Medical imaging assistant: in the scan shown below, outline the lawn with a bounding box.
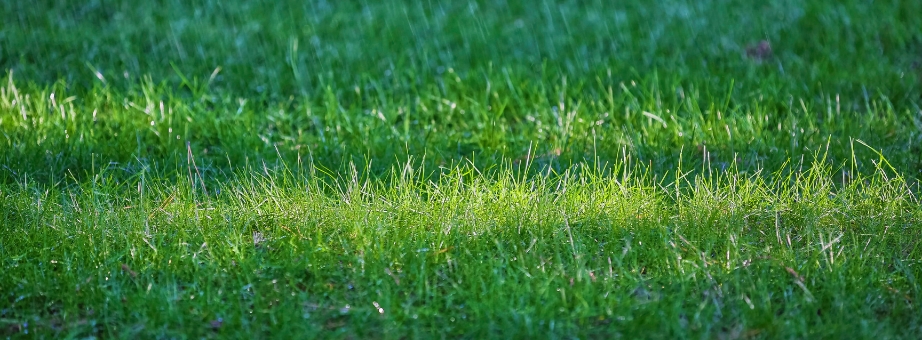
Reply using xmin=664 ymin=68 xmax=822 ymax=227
xmin=2 ymin=0 xmax=921 ymax=338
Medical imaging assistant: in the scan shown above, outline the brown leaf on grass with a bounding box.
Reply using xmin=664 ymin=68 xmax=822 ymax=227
xmin=121 ymin=263 xmax=138 ymax=278
xmin=785 ymin=266 xmax=803 ymax=282
xmin=746 ymin=40 xmax=773 ymax=61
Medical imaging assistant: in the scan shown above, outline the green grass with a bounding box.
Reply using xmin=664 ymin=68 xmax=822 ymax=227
xmin=2 ymin=0 xmax=922 ymax=338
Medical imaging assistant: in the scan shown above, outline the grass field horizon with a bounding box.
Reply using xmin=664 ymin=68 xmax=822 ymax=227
xmin=2 ymin=0 xmax=922 ymax=338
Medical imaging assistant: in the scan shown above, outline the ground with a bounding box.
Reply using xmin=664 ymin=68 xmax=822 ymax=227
xmin=1 ymin=0 xmax=921 ymax=338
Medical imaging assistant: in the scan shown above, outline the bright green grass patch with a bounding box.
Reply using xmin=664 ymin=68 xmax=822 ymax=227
xmin=2 ymin=160 xmax=921 ymax=338
xmin=1 ymin=70 xmax=920 ymax=185
xmin=2 ymin=0 xmax=922 ymax=338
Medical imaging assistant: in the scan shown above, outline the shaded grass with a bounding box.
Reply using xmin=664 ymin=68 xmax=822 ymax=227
xmin=2 ymin=0 xmax=922 ymax=180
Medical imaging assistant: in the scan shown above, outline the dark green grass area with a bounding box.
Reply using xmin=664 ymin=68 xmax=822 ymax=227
xmin=2 ymin=0 xmax=922 ymax=338
xmin=3 ymin=0 xmax=922 ymax=179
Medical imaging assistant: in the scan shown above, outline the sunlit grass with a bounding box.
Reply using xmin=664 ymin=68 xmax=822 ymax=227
xmin=1 ymin=0 xmax=921 ymax=338
xmin=2 ymin=157 xmax=920 ymax=337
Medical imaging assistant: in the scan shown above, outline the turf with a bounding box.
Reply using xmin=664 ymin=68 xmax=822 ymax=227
xmin=2 ymin=0 xmax=922 ymax=338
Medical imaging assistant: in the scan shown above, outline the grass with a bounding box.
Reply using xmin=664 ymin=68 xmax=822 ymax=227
xmin=1 ymin=0 xmax=922 ymax=338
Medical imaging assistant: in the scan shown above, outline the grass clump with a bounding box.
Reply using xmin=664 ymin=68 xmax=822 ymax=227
xmin=2 ymin=0 xmax=922 ymax=338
